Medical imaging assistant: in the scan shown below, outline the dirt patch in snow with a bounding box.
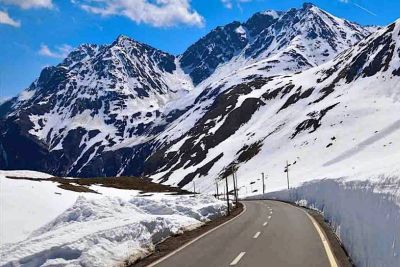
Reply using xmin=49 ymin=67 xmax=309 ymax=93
xmin=5 ymin=176 xmax=189 ymax=194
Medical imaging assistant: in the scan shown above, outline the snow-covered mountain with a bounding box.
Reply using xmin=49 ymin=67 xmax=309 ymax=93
xmin=144 ymin=19 xmax=400 ymax=190
xmin=2 ymin=3 xmax=397 ymax=186
xmin=180 ymin=3 xmax=371 ymax=85
xmin=0 ymin=36 xmax=193 ymax=176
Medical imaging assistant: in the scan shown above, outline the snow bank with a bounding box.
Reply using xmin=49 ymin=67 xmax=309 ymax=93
xmin=0 ymin=173 xmax=90 ymax=244
xmin=251 ymin=174 xmax=400 ymax=267
xmin=0 ymin=172 xmax=226 ymax=267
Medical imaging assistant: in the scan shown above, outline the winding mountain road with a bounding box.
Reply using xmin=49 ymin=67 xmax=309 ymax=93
xmin=149 ymin=200 xmax=339 ymax=267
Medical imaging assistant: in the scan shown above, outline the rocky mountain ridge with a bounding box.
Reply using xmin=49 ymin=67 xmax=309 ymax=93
xmin=2 ymin=4 xmax=398 ymax=191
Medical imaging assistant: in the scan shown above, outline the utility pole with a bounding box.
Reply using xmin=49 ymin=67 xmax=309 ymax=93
xmin=262 ymin=172 xmax=265 ymax=195
xmin=232 ymin=167 xmax=238 ymax=206
xmin=232 ymin=167 xmax=237 ymax=207
xmin=223 ymin=184 xmax=226 ymax=199
xmin=225 ymin=175 xmax=230 ymax=216
xmin=215 ymin=180 xmax=219 ymax=199
xmin=193 ymin=180 xmax=196 ymax=196
xmin=234 ymin=169 xmax=238 ymax=200
xmin=286 ymin=160 xmax=290 ymax=190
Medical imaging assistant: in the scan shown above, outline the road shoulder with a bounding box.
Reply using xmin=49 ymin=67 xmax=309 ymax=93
xmin=269 ymin=199 xmax=354 ymax=267
xmin=306 ymin=209 xmax=354 ymax=267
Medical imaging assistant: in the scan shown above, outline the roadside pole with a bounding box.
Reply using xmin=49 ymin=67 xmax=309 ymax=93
xmin=225 ymin=175 xmax=230 ymax=216
xmin=262 ymin=172 xmax=265 ymax=195
xmin=193 ymin=181 xmax=196 ymax=197
xmin=286 ymin=160 xmax=290 ymax=190
xmin=232 ymin=167 xmax=238 ymax=206
xmin=234 ymin=170 xmax=238 ymax=200
xmin=215 ymin=180 xmax=219 ymax=199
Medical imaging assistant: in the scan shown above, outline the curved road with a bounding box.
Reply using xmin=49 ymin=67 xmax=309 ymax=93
xmin=150 ymin=200 xmax=337 ymax=267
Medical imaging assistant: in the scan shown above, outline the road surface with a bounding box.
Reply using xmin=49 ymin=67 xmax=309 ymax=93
xmin=150 ymin=200 xmax=337 ymax=267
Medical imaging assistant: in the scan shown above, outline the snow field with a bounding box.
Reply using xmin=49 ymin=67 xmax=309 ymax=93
xmin=0 ymin=171 xmax=226 ymax=267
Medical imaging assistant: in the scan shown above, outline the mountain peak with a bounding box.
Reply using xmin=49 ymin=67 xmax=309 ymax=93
xmin=180 ymin=3 xmax=373 ymax=85
xmin=302 ymin=2 xmax=315 ymax=10
xmin=114 ymin=34 xmax=137 ymax=46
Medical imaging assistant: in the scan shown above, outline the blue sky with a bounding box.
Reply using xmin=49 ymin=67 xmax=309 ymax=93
xmin=0 ymin=0 xmax=399 ymax=99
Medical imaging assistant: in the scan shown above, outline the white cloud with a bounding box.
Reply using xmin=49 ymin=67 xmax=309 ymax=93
xmin=0 ymin=96 xmax=11 ymax=105
xmin=0 ymin=0 xmax=53 ymax=9
xmin=221 ymin=0 xmax=232 ymax=9
xmin=0 ymin=10 xmax=20 ymax=27
xmin=38 ymin=44 xmax=73 ymax=59
xmin=0 ymin=0 xmax=53 ymax=27
xmin=221 ymin=0 xmax=252 ymax=9
xmin=74 ymin=0 xmax=204 ymax=28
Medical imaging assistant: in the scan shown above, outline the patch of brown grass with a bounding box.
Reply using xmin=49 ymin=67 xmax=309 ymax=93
xmin=5 ymin=175 xmax=190 ymax=194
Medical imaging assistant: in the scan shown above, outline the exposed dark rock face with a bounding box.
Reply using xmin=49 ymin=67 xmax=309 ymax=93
xmin=236 ymin=141 xmax=263 ymax=163
xmin=291 ymin=103 xmax=339 ymax=139
xmin=278 ymin=87 xmax=314 ymax=112
xmin=177 ymin=153 xmax=224 ymax=187
xmin=0 ymin=117 xmax=48 ymax=171
xmin=180 ymin=21 xmax=249 ymax=85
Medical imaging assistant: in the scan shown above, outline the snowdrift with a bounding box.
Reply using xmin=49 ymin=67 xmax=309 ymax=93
xmin=0 ymin=172 xmax=226 ymax=267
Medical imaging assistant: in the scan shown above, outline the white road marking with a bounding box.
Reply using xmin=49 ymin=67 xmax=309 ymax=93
xmin=280 ymin=201 xmax=339 ymax=267
xmin=263 ymin=221 xmax=268 ymax=226
xmin=268 ymin=215 xmax=271 ymax=219
xmin=306 ymin=212 xmax=339 ymax=267
xmin=230 ymin=252 xmax=246 ymax=266
xmin=147 ymin=204 xmax=247 ymax=267
xmin=270 ymin=211 xmax=273 ymax=214
xmin=253 ymin=231 xmax=261 ymax=239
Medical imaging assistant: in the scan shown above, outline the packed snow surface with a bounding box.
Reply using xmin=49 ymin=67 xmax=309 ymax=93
xmin=0 ymin=171 xmax=226 ymax=267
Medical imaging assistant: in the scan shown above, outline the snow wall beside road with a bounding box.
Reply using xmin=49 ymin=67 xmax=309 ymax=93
xmin=250 ymin=177 xmax=400 ymax=267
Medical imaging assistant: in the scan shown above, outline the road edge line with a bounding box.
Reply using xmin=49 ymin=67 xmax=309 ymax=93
xmin=146 ymin=203 xmax=247 ymax=267
xmin=304 ymin=211 xmax=339 ymax=267
xmin=280 ymin=201 xmax=339 ymax=267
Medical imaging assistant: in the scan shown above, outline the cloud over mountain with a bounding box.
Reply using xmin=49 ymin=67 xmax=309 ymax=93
xmin=38 ymin=44 xmax=73 ymax=59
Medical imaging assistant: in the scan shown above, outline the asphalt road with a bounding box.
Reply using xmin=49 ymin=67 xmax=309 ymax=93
xmin=150 ymin=200 xmax=336 ymax=267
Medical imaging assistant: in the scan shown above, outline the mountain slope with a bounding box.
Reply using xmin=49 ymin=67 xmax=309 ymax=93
xmin=0 ymin=36 xmax=192 ymax=176
xmin=143 ymin=19 xmax=400 ymax=190
xmin=0 ymin=4 xmax=389 ymax=181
